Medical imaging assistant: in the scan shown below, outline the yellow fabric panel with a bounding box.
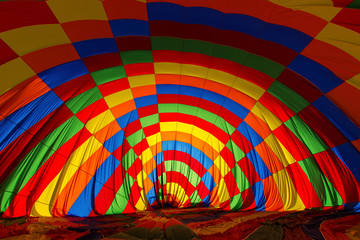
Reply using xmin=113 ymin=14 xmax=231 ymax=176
xmin=160 ymin=122 xmax=225 ymax=152
xmin=213 ymin=155 xmax=231 ymax=177
xmin=128 ymin=74 xmax=156 ymax=88
xmin=56 ymin=136 xmax=103 ymax=194
xmin=85 ymin=109 xmax=116 ymax=134
xmin=165 ymin=182 xmax=190 ymax=205
xmin=316 ymin=23 xmax=360 ymax=62
xmin=181 ymin=64 xmax=209 ymax=79
xmin=47 ymin=0 xmax=108 ymax=23
xmin=139 ymin=148 xmax=154 ymax=164
xmin=217 ymin=178 xmax=231 ymax=203
xmin=264 ymin=133 xmax=297 ymax=168
xmin=0 ymin=24 xmax=71 ymax=56
xmin=105 ymin=88 xmax=133 ymax=108
xmin=232 ymin=77 xmax=265 ymax=100
xmin=268 ymin=0 xmax=340 ymax=21
xmin=347 ymin=73 xmax=360 ymax=91
xmin=0 ymin=58 xmax=36 ymax=95
xmin=135 ymin=186 xmax=148 ymax=210
xmin=272 ymin=168 xmax=306 ymax=210
xmin=251 ymin=102 xmax=283 ymax=131
xmin=207 ymin=68 xmax=235 ymax=86
xmin=146 ymin=132 xmax=162 ymax=148
xmin=31 ymin=139 xmax=104 ymax=216
xmin=154 ymin=62 xmax=181 ymax=75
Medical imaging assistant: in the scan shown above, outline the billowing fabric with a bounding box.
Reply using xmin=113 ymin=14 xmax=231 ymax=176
xmin=0 ymin=0 xmax=359 ymax=218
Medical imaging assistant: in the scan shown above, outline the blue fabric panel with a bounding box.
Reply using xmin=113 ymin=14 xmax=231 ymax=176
xmin=223 ymin=98 xmax=249 ymax=120
xmin=157 ymin=84 xmax=249 ymax=119
xmin=162 ymin=141 xmax=213 ymax=170
xmin=251 ymin=181 xmax=266 ymax=210
xmin=223 ymin=13 xmax=264 ymax=37
xmin=135 ymin=95 xmax=158 ymax=108
xmin=156 ymin=84 xmax=180 ymax=94
xmin=103 ymin=130 xmax=125 ymax=153
xmin=154 ymin=152 xmax=165 ymax=165
xmin=260 ymin=23 xmax=313 ymax=52
xmin=332 ymin=142 xmax=360 ymax=183
xmin=0 ymin=119 xmax=26 ymax=152
xmin=288 ymin=55 xmax=343 ymax=93
xmin=148 ymin=3 xmax=311 ymax=52
xmin=147 ymin=2 xmax=186 ymax=22
xmin=146 ymin=187 xmax=157 ymax=205
xmin=116 ymin=110 xmax=139 ymax=128
xmin=73 ymin=38 xmax=119 ymax=58
xmin=38 ymin=60 xmax=89 ymax=89
xmin=185 ymin=7 xmax=224 ymax=29
xmin=313 ymin=96 xmax=360 ymax=141
xmin=68 ymin=155 xmax=120 ymax=217
xmin=0 ymin=91 xmax=63 ymax=151
xmin=110 ymin=19 xmax=150 ymax=37
xmin=201 ymin=171 xmax=216 ymax=193
xmin=246 ymin=149 xmax=271 ymax=180
xmin=238 ymin=122 xmax=263 ymax=147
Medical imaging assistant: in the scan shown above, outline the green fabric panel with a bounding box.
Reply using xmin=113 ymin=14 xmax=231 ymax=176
xmin=226 ymin=139 xmax=245 ymax=162
xmin=151 ymin=37 xmax=183 ymax=51
xmin=106 ymin=173 xmax=135 ymax=215
xmin=213 ymin=45 xmax=248 ymax=64
xmin=164 ymin=160 xmax=201 ymax=187
xmin=140 ymin=114 xmax=159 ymax=128
xmin=183 ymin=39 xmax=215 ymax=56
xmin=190 ymin=190 xmax=202 ymax=205
xmin=231 ymin=163 xmax=250 ymax=193
xmin=158 ymin=103 xmax=236 ymax=134
xmin=65 ymin=87 xmax=102 ymax=114
xmin=121 ymin=148 xmax=138 ymax=170
xmin=299 ymin=158 xmax=343 ymax=207
xmin=152 ymin=37 xmax=284 ymax=79
xmin=245 ymin=54 xmax=285 ymax=79
xmin=0 ymin=116 xmax=84 ymax=211
xmin=126 ymin=129 xmax=145 ymax=147
xmin=347 ymin=0 xmax=360 ymax=9
xmin=285 ymin=115 xmax=328 ymax=154
xmin=91 ymin=66 xmax=126 ymax=85
xmin=267 ymin=81 xmax=309 ymax=113
xmin=120 ymin=50 xmax=153 ymax=65
xmin=230 ymin=193 xmax=243 ymax=209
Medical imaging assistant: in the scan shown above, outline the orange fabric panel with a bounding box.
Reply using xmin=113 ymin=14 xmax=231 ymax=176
xmin=0 ymin=76 xmax=50 ymax=121
xmin=301 ymin=39 xmax=360 ymax=81
xmin=61 ymin=20 xmax=114 ymax=42
xmin=93 ymin=120 xmax=121 ymax=143
xmin=22 ymin=44 xmax=80 ymax=73
xmin=102 ymin=0 xmax=148 ymax=21
xmin=110 ymin=99 xmax=136 ymax=119
xmin=262 ymin=175 xmax=284 ymax=211
xmin=52 ymin=147 xmax=111 ymax=216
xmin=326 ymin=82 xmax=360 ymax=126
xmin=255 ymin=142 xmax=285 ymax=174
xmin=244 ymin=112 xmax=271 ymax=139
xmin=132 ymin=85 xmax=157 ymax=98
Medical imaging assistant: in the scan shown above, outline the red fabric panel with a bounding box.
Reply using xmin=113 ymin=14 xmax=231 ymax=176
xmin=82 ymin=52 xmax=123 ymax=72
xmin=115 ymin=36 xmax=152 ymax=51
xmin=53 ymin=74 xmax=96 ymax=101
xmin=0 ymin=39 xmax=18 ymax=65
xmin=0 ymin=1 xmax=58 ymax=32
xmin=276 ymin=69 xmax=323 ymax=103
xmin=272 ymin=125 xmax=311 ymax=161
xmin=297 ymin=105 xmax=348 ymax=148
xmin=285 ymin=162 xmax=322 ymax=208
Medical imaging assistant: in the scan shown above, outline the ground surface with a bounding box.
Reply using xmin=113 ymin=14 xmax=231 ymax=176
xmin=0 ymin=207 xmax=359 ymax=239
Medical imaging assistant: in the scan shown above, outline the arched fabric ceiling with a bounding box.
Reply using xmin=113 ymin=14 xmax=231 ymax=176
xmin=0 ymin=0 xmax=359 ymax=218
